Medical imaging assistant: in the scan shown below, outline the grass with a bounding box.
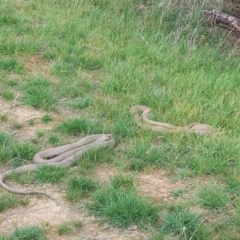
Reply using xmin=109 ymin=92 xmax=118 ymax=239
xmin=88 ymin=186 xmax=159 ymax=229
xmin=35 ymin=165 xmax=67 ymax=183
xmin=41 ymin=114 xmax=53 ymax=124
xmin=0 ymin=193 xmax=28 ymax=212
xmin=9 ymin=165 xmax=67 ymax=186
xmin=23 ymin=76 xmax=57 ymax=111
xmin=0 ymin=225 xmax=46 ymax=240
xmin=159 ymin=206 xmax=210 ymax=240
xmin=110 ymin=174 xmax=136 ymax=191
xmin=198 ymin=185 xmax=231 ymax=210
xmin=56 ymin=221 xmax=83 ymax=235
xmin=0 ymin=0 xmax=240 ymax=238
xmin=66 ymin=176 xmax=99 ymax=201
xmin=56 ymin=118 xmax=103 ymax=135
xmin=0 ymin=131 xmax=36 ymax=165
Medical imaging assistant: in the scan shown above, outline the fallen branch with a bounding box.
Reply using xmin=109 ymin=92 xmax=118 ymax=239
xmin=203 ymin=10 xmax=240 ymax=34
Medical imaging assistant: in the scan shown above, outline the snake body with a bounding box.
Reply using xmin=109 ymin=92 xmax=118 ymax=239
xmin=130 ymin=105 xmax=213 ymax=134
xmin=0 ymin=134 xmax=115 ymax=199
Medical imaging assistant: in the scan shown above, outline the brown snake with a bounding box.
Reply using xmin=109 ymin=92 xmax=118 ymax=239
xmin=0 ymin=134 xmax=115 ymax=200
xmin=130 ymin=105 xmax=213 ymax=134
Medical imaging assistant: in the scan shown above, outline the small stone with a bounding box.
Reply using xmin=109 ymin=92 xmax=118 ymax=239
xmin=127 ymin=225 xmax=138 ymax=231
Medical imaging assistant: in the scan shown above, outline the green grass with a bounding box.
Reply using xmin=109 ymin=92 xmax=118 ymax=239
xmin=88 ymin=186 xmax=159 ymax=229
xmin=68 ymin=96 xmax=92 ymax=109
xmin=0 ymin=114 xmax=8 ymax=122
xmin=41 ymin=114 xmax=53 ymax=124
xmin=23 ymin=76 xmax=57 ymax=111
xmin=0 ymin=193 xmax=28 ymax=212
xmin=126 ymin=142 xmax=162 ymax=171
xmin=1 ymin=89 xmax=14 ymax=101
xmin=0 ymin=131 xmax=36 ymax=165
xmin=0 ymin=225 xmax=46 ymax=240
xmin=35 ymin=165 xmax=67 ymax=183
xmin=0 ymin=58 xmax=24 ymax=74
xmin=198 ymin=185 xmax=231 ymax=210
xmin=0 ymin=0 xmax=240 ymax=238
xmin=56 ymin=118 xmax=103 ymax=135
xmin=66 ymin=176 xmax=99 ymax=202
xmin=158 ymin=206 xmax=210 ymax=240
xmin=56 ymin=222 xmax=72 ymax=235
xmin=56 ymin=221 xmax=83 ymax=235
xmin=110 ymin=174 xmax=136 ymax=191
xmin=9 ymin=165 xmax=67 ymax=186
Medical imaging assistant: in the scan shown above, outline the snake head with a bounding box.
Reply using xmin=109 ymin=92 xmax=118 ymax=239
xmin=130 ymin=105 xmax=150 ymax=114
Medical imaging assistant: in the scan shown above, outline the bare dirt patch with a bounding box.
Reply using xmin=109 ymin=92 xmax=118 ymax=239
xmin=0 ymin=96 xmax=61 ymax=140
xmin=136 ymin=170 xmax=185 ymax=202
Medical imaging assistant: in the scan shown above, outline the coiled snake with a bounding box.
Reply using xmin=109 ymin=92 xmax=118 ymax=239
xmin=0 ymin=134 xmax=115 ymax=200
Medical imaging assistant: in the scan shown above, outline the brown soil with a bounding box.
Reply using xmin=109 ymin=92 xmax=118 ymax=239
xmin=0 ymin=96 xmax=61 ymax=141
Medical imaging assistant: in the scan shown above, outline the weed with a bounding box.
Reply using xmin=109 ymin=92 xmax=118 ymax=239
xmin=2 ymin=89 xmax=14 ymax=100
xmin=56 ymin=118 xmax=102 ymax=135
xmin=35 ymin=165 xmax=67 ymax=183
xmin=79 ymin=145 xmax=114 ymax=171
xmin=0 ymin=135 xmax=36 ymax=165
xmin=0 ymin=131 xmax=11 ymax=145
xmin=56 ymin=220 xmax=83 ymax=235
xmin=10 ymin=123 xmax=23 ymax=130
xmin=0 ymin=114 xmax=8 ymax=122
xmin=198 ymin=185 xmax=231 ymax=210
xmin=0 ymin=58 xmax=24 ymax=73
xmin=2 ymin=225 xmax=46 ymax=240
xmin=66 ymin=177 xmax=99 ymax=202
xmin=110 ymin=174 xmax=136 ymax=191
xmin=112 ymin=113 xmax=137 ymax=138
xmin=56 ymin=222 xmax=72 ymax=235
xmin=126 ymin=142 xmax=162 ymax=171
xmin=172 ymin=188 xmax=185 ymax=198
xmin=36 ymin=131 xmax=45 ymax=138
xmin=23 ymin=76 xmax=56 ymax=110
xmin=29 ymin=119 xmax=35 ymax=125
xmin=41 ymin=114 xmax=53 ymax=124
xmin=0 ymin=193 xmax=28 ymax=212
xmin=11 ymin=142 xmax=36 ymax=166
xmin=68 ymin=96 xmax=91 ymax=109
xmin=88 ymin=187 xmax=159 ymax=229
xmin=48 ymin=135 xmax=62 ymax=146
xmin=161 ymin=206 xmax=208 ymax=240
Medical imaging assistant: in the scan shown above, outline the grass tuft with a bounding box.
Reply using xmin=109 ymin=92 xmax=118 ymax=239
xmin=56 ymin=221 xmax=83 ymax=235
xmin=110 ymin=174 xmax=136 ymax=191
xmin=0 ymin=193 xmax=28 ymax=212
xmin=161 ymin=207 xmax=207 ymax=240
xmin=68 ymin=96 xmax=92 ymax=109
xmin=23 ymin=76 xmax=57 ymax=110
xmin=112 ymin=113 xmax=137 ymax=138
xmin=41 ymin=114 xmax=53 ymax=124
xmin=35 ymin=165 xmax=67 ymax=184
xmin=56 ymin=118 xmax=102 ymax=135
xmin=88 ymin=187 xmax=159 ymax=229
xmin=11 ymin=142 xmax=37 ymax=167
xmin=198 ymin=185 xmax=231 ymax=210
xmin=66 ymin=177 xmax=99 ymax=202
xmin=2 ymin=225 xmax=46 ymax=240
xmin=0 ymin=58 xmax=24 ymax=73
xmin=126 ymin=142 xmax=162 ymax=171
